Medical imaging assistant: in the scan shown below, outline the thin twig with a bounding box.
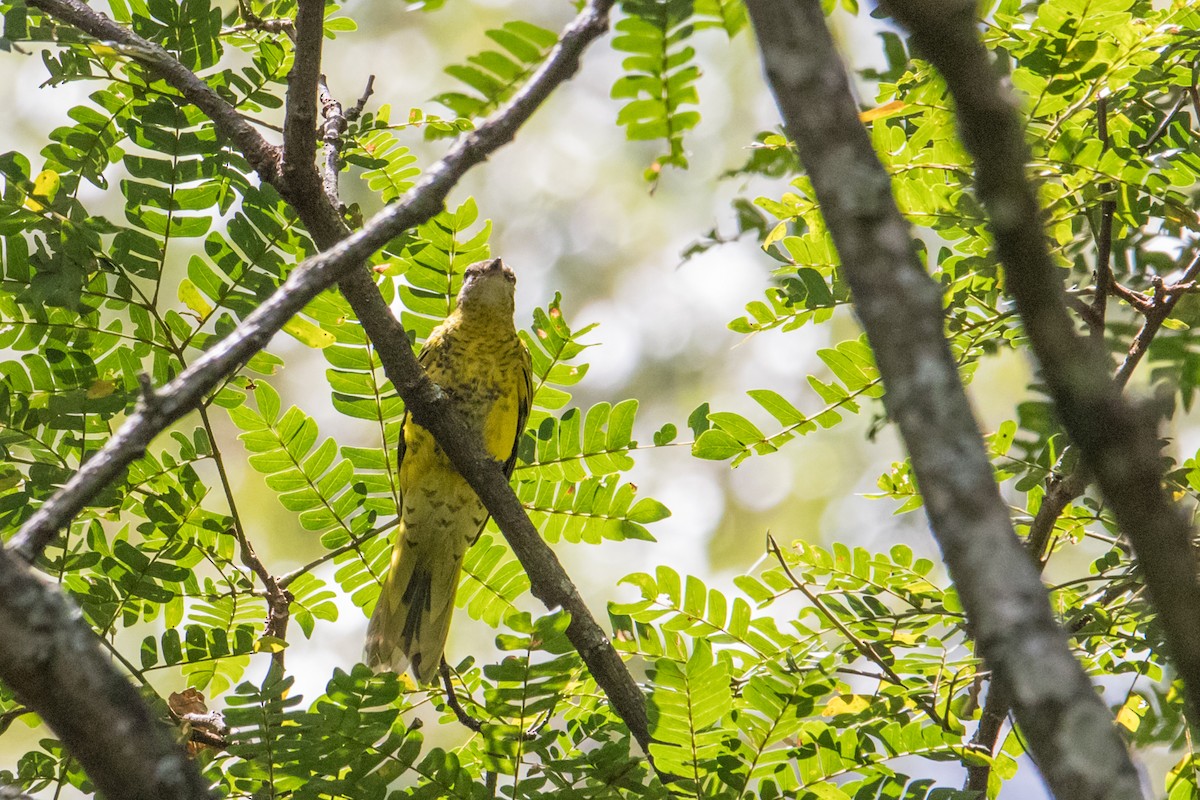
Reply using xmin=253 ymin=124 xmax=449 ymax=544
xmin=0 ymin=706 xmax=30 ymax=736
xmin=437 ymin=661 xmax=546 ymax=741
xmin=1113 ymin=249 xmax=1200 ymax=387
xmin=1143 ymin=90 xmax=1188 ymax=152
xmin=348 ymin=75 xmax=375 ymax=121
xmin=748 ymin=1 xmax=1145 ymax=796
xmin=276 ymin=519 xmax=398 ymax=589
xmin=226 ymin=0 xmax=294 ymax=36
xmin=27 ymin=0 xmax=281 ymax=181
xmin=318 ymin=74 xmax=349 ymax=213
xmin=195 ymin=403 xmax=291 ymax=670
xmin=766 ymin=536 xmax=949 ymax=729
xmin=1110 ymin=280 xmax=1153 ymax=312
xmin=439 ymin=660 xmax=485 ymax=734
xmin=18 ymin=0 xmax=652 ymax=763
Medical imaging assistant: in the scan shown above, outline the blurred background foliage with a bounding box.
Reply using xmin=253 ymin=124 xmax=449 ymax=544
xmin=0 ymin=0 xmax=1198 ymax=797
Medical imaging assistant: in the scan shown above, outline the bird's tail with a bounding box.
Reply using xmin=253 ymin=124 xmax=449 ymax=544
xmin=364 ymin=530 xmax=461 ymax=683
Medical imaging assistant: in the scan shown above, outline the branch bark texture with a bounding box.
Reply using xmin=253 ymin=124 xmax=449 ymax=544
xmin=12 ymin=0 xmax=652 ymax=764
xmin=881 ymin=0 xmax=1200 ymax=726
xmin=0 ymin=547 xmax=212 ymax=800
xmin=28 ymin=0 xmax=281 ymax=181
xmin=745 ymin=1 xmax=1143 ymax=798
xmin=281 ymin=0 xmax=325 ymax=196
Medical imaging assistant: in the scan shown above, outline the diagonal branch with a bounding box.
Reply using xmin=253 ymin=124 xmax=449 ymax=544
xmin=0 ymin=547 xmax=212 ymax=800
xmin=881 ymin=0 xmax=1200 ymax=729
xmin=744 ymin=1 xmax=1144 ymax=797
xmin=13 ymin=0 xmax=605 ymax=558
xmin=13 ymin=0 xmax=652 ymax=759
xmin=27 ymin=0 xmax=281 ymax=182
xmin=969 ymin=246 xmax=1200 ymax=792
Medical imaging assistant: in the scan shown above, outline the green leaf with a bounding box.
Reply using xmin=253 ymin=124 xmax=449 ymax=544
xmin=611 ymin=0 xmax=703 ymax=178
xmin=692 ymin=429 xmax=742 ymax=460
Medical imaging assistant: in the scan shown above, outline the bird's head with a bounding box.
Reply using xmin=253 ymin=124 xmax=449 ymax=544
xmin=455 ymin=258 xmax=517 ymax=318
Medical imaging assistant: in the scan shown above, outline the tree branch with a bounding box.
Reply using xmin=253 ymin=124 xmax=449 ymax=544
xmin=316 ymin=74 xmax=366 ymax=214
xmin=744 ymin=1 xmax=1144 ymax=797
xmin=0 ymin=784 xmax=39 ymax=800
xmin=15 ymin=0 xmax=652 ymax=760
xmin=228 ymin=0 xmax=294 ymax=37
xmin=1089 ymin=96 xmax=1114 ymax=340
xmin=767 ymin=536 xmax=948 ymax=729
xmin=882 ymin=0 xmax=1200 ymax=730
xmin=318 ymin=75 xmax=346 ymax=210
xmin=27 ymin=0 xmax=281 ymax=182
xmin=281 ymin=0 xmax=325 ymax=194
xmin=969 ymin=246 xmax=1200 ymax=792
xmin=0 ymin=705 xmax=30 ymax=735
xmin=0 ymin=546 xmax=212 ymax=800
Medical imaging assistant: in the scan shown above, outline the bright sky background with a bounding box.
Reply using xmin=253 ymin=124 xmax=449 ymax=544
xmin=5 ymin=2 xmax=1169 ymax=796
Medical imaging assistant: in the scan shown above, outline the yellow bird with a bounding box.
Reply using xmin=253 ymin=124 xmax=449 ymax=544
xmin=364 ymin=258 xmax=532 ymax=682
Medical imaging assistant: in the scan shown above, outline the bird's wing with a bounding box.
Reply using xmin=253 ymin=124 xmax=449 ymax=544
xmin=395 ymin=336 xmax=442 ymax=501
xmin=503 ymin=339 xmax=534 ymax=479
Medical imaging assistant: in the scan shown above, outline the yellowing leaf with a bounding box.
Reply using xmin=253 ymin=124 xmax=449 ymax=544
xmin=86 ymin=379 xmax=116 ymax=399
xmin=178 ymin=278 xmax=213 ymax=318
xmin=859 ymin=100 xmax=908 ymax=123
xmin=283 ymin=316 xmax=335 ymax=348
xmin=805 ymin=783 xmax=852 ymax=800
xmin=254 ymin=635 xmax=289 ymax=654
xmin=762 ymin=221 xmax=788 ymax=251
xmin=822 ymin=695 xmax=870 ymax=716
xmin=87 ymin=42 xmax=122 ymax=58
xmin=1115 ymin=695 xmax=1145 ymax=732
xmin=1168 ymin=753 xmax=1200 ymax=787
xmin=23 ymin=169 xmax=61 ymax=211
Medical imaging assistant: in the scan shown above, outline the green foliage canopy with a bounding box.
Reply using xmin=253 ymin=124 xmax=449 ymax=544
xmin=0 ymin=0 xmax=1199 ymax=798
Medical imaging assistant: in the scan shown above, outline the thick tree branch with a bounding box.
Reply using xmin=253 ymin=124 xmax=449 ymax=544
xmin=0 ymin=785 xmax=38 ymax=800
xmin=0 ymin=547 xmax=212 ymax=800
xmin=27 ymin=0 xmax=281 ymax=182
xmin=14 ymin=0 xmax=652 ymax=760
xmin=745 ymin=1 xmax=1144 ymax=798
xmin=969 ymin=247 xmax=1200 ymax=792
xmin=1027 ymin=252 xmax=1199 ymax=563
xmin=1090 ymin=96 xmax=1114 ymax=340
xmin=882 ymin=0 xmax=1200 ymax=729
xmin=281 ymin=0 xmax=325 ymax=195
